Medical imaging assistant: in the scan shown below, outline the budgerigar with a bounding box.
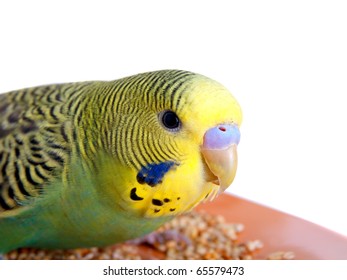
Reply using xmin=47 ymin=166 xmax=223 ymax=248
xmin=0 ymin=70 xmax=242 ymax=254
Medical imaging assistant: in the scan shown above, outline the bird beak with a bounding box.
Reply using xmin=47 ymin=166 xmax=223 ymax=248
xmin=201 ymin=124 xmax=240 ymax=192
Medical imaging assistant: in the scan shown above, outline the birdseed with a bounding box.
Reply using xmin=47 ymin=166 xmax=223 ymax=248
xmin=4 ymin=211 xmax=294 ymax=260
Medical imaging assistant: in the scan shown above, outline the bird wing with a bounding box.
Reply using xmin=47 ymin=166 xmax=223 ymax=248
xmin=0 ymin=84 xmax=74 ymax=213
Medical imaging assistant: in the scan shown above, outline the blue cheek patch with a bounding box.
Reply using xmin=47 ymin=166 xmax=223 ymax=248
xmin=136 ymin=161 xmax=176 ymax=187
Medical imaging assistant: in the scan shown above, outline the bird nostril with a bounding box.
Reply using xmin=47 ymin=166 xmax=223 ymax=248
xmin=203 ymin=124 xmax=240 ymax=149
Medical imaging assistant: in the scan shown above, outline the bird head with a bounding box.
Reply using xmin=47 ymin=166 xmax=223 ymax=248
xmin=96 ymin=70 xmax=242 ymax=218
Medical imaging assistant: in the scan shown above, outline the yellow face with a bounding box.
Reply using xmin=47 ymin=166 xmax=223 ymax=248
xmin=97 ymin=70 xmax=242 ymax=218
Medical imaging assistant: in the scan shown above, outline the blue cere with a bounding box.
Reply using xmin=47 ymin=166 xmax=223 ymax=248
xmin=203 ymin=124 xmax=240 ymax=149
xmin=136 ymin=161 xmax=176 ymax=187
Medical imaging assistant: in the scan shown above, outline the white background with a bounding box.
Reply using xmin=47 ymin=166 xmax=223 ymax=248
xmin=0 ymin=0 xmax=346 ymax=236
xmin=1 ymin=260 xmax=347 ymax=280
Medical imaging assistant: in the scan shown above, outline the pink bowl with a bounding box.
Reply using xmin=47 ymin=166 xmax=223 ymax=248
xmin=196 ymin=194 xmax=347 ymax=259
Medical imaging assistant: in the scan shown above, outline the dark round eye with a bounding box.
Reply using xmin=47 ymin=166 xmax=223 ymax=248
xmin=159 ymin=110 xmax=181 ymax=131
